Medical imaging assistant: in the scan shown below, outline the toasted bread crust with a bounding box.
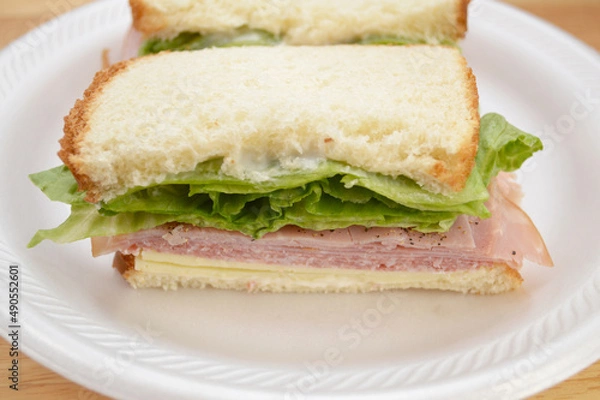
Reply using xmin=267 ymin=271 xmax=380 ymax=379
xmin=60 ymin=59 xmax=134 ymax=203
xmin=113 ymin=252 xmax=137 ymax=281
xmin=130 ymin=0 xmax=165 ymax=37
xmin=501 ymin=264 xmax=525 ymax=288
xmin=427 ymin=54 xmax=479 ymax=192
xmin=456 ymin=0 xmax=471 ymax=39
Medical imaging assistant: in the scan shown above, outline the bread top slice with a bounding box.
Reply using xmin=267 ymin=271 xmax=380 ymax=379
xmin=60 ymin=45 xmax=479 ymax=203
xmin=130 ymin=0 xmax=470 ymax=44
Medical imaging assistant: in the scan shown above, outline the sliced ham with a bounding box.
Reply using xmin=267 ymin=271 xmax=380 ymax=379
xmin=91 ymin=173 xmax=553 ymax=272
xmin=475 ymin=173 xmax=553 ymax=267
xmin=120 ymin=28 xmax=144 ymax=61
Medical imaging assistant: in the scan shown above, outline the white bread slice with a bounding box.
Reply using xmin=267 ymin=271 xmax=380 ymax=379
xmin=60 ymin=45 xmax=479 ymax=202
xmin=130 ymin=0 xmax=470 ymax=44
xmin=114 ymin=252 xmax=523 ymax=295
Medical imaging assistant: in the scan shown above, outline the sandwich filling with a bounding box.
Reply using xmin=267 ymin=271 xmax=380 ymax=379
xmin=97 ymin=172 xmax=551 ymax=293
xmin=137 ymin=29 xmax=456 ymax=56
xmin=29 ymin=43 xmax=552 ymax=292
xmin=29 ymin=114 xmax=542 ymax=246
xmin=128 ymin=0 xmax=469 ymax=49
xmin=92 ymin=172 xmax=552 ymax=271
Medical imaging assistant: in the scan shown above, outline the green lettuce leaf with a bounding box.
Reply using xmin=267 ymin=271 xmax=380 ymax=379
xmin=139 ymin=31 xmax=458 ymax=56
xmin=29 ymin=165 xmax=87 ymax=205
xmin=28 ymin=204 xmax=178 ymax=247
xmin=477 ymin=113 xmax=543 ymax=183
xmin=139 ymin=29 xmax=280 ymax=56
xmin=359 ymin=36 xmax=457 ymax=47
xmin=28 ymin=113 xmax=542 ymax=247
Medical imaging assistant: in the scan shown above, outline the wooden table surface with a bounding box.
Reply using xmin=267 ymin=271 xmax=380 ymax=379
xmin=1 ymin=0 xmax=599 ymax=398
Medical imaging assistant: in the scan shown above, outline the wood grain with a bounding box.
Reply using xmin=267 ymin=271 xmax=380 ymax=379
xmin=1 ymin=0 xmax=599 ymax=399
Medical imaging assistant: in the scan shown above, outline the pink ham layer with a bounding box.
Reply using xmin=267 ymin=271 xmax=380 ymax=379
xmin=119 ymin=28 xmax=143 ymax=61
xmin=91 ymin=173 xmax=553 ymax=273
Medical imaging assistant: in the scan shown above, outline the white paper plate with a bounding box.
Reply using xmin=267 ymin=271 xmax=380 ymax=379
xmin=1 ymin=0 xmax=599 ymax=399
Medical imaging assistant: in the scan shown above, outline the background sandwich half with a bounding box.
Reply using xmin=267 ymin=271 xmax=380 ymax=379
xmin=29 ymin=45 xmax=552 ymax=294
xmin=122 ymin=0 xmax=470 ymax=57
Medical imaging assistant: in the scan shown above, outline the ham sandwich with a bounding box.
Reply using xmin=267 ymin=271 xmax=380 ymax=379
xmin=29 ymin=46 xmax=552 ymax=294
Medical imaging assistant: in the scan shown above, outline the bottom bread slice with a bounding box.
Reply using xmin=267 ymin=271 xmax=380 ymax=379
xmin=113 ymin=252 xmax=523 ymax=295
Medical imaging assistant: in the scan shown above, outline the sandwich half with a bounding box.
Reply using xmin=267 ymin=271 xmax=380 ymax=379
xmin=124 ymin=0 xmax=470 ymax=56
xmin=29 ymin=45 xmax=552 ymax=294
